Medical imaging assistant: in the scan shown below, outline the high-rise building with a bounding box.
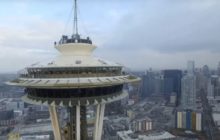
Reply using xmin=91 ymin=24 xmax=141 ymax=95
xmin=7 ymin=1 xmax=140 ymax=140
xmin=207 ymin=79 xmax=214 ymax=99
xmin=163 ymin=70 xmax=182 ymax=105
xmin=142 ymin=70 xmax=155 ymax=97
xmin=154 ymin=76 xmax=164 ymax=95
xmin=142 ymin=70 xmax=163 ymax=97
xmin=202 ymin=65 xmax=210 ymax=78
xmin=208 ymin=75 xmax=220 ymax=98
xmin=181 ymin=61 xmax=196 ymax=110
xmin=130 ymin=117 xmax=152 ymax=132
xmin=181 ymin=75 xmax=196 ymax=110
xmin=176 ymin=110 xmax=202 ymax=131
xmin=195 ymin=70 xmax=208 ymax=91
xmin=187 ymin=61 xmax=195 ymax=74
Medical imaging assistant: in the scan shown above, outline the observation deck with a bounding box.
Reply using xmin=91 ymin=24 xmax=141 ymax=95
xmin=7 ymin=34 xmax=140 ymax=106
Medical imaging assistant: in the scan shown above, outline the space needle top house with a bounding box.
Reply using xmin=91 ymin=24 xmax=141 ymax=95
xmin=7 ymin=0 xmax=140 ymax=140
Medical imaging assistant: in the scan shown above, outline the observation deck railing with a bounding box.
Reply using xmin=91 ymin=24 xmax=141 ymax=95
xmin=19 ymin=67 xmax=123 ymax=79
xmin=20 ymin=72 xmax=124 ymax=79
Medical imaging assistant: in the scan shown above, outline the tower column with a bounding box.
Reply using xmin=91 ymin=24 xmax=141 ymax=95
xmin=76 ymin=105 xmax=80 ymax=140
xmin=80 ymin=106 xmax=88 ymax=140
xmin=93 ymin=104 xmax=100 ymax=139
xmin=97 ymin=104 xmax=105 ymax=140
xmin=69 ymin=106 xmax=87 ymax=140
xmin=94 ymin=103 xmax=106 ymax=140
xmin=48 ymin=106 xmax=62 ymax=140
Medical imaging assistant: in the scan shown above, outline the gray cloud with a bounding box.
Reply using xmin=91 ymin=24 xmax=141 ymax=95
xmin=103 ymin=0 xmax=220 ymax=53
xmin=1 ymin=0 xmax=220 ymax=72
xmin=91 ymin=0 xmax=220 ymax=70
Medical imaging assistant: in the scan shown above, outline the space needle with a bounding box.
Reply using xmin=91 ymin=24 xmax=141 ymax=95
xmin=7 ymin=0 xmax=140 ymax=140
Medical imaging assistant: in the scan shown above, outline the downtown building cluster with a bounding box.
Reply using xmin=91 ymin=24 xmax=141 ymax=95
xmin=141 ymin=61 xmax=220 ymax=133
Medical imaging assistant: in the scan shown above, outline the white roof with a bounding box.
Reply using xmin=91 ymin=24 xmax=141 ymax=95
xmin=29 ymin=56 xmax=121 ymax=68
xmin=28 ymin=43 xmax=122 ymax=68
xmin=19 ymin=123 xmax=52 ymax=134
xmin=117 ymin=130 xmax=176 ymax=140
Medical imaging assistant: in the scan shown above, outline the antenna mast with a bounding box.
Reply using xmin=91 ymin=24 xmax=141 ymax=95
xmin=73 ymin=0 xmax=78 ymax=35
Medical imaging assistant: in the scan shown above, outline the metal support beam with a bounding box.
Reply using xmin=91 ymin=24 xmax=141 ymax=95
xmin=69 ymin=106 xmax=87 ymax=140
xmin=93 ymin=104 xmax=100 ymax=139
xmin=94 ymin=104 xmax=105 ymax=140
xmin=76 ymin=105 xmax=80 ymax=140
xmin=80 ymin=106 xmax=88 ymax=140
xmin=97 ymin=104 xmax=105 ymax=140
xmin=69 ymin=107 xmax=76 ymax=140
xmin=48 ymin=106 xmax=62 ymax=140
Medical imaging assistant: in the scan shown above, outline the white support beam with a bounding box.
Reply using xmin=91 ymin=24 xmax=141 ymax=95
xmin=94 ymin=104 xmax=105 ymax=140
xmin=97 ymin=104 xmax=105 ymax=140
xmin=76 ymin=105 xmax=81 ymax=140
xmin=48 ymin=106 xmax=62 ymax=140
xmin=93 ymin=104 xmax=100 ymax=140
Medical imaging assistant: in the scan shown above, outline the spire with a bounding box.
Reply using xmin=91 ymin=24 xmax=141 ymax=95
xmin=73 ymin=0 xmax=78 ymax=35
xmin=56 ymin=0 xmax=92 ymax=45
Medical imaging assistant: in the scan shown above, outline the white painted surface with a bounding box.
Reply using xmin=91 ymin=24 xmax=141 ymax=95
xmin=93 ymin=104 xmax=100 ymax=140
xmin=48 ymin=106 xmax=62 ymax=140
xmin=76 ymin=105 xmax=80 ymax=140
xmin=146 ymin=122 xmax=149 ymax=131
xmin=149 ymin=122 xmax=152 ymax=130
xmin=196 ymin=113 xmax=202 ymax=131
xmin=97 ymin=104 xmax=105 ymax=140
xmin=177 ymin=112 xmax=182 ymax=128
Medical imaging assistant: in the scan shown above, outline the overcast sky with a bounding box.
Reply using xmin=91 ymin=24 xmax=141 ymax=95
xmin=0 ymin=0 xmax=220 ymax=73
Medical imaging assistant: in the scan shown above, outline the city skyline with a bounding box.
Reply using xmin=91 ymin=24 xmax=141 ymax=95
xmin=1 ymin=1 xmax=220 ymax=139
xmin=1 ymin=0 xmax=220 ymax=73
